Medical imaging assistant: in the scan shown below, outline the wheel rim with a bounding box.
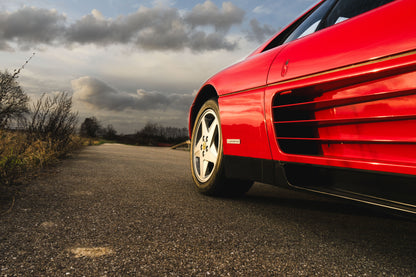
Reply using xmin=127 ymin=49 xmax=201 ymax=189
xmin=192 ymin=108 xmax=220 ymax=183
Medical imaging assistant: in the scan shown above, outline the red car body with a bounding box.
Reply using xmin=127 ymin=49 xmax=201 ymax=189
xmin=189 ymin=0 xmax=416 ymax=213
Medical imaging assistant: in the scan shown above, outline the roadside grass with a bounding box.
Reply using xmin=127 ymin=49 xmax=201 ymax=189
xmin=1 ymin=133 xmax=123 ymax=188
xmin=0 ymin=130 xmax=88 ymax=214
xmin=0 ymin=130 xmax=87 ymax=186
xmin=81 ymin=138 xmax=113 ymax=146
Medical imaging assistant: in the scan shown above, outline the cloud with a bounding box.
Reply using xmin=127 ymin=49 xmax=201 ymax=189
xmin=189 ymin=31 xmax=236 ymax=51
xmin=65 ymin=5 xmax=189 ymax=50
xmin=0 ymin=7 xmax=66 ymax=50
xmin=72 ymin=76 xmax=193 ymax=112
xmin=185 ymin=1 xmax=245 ymax=32
xmin=246 ymin=19 xmax=276 ymax=43
xmin=253 ymin=5 xmax=272 ymax=15
xmin=0 ymin=1 xmax=245 ymax=52
xmin=0 ymin=41 xmax=13 ymax=51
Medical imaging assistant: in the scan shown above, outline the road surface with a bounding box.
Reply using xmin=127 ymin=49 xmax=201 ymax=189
xmin=1 ymin=144 xmax=415 ymax=276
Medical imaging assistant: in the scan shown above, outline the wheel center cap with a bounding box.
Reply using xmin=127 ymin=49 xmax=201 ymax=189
xmin=203 ymin=141 xmax=207 ymax=150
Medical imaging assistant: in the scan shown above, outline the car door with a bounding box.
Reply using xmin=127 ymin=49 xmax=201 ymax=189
xmin=265 ymin=0 xmax=416 ymax=175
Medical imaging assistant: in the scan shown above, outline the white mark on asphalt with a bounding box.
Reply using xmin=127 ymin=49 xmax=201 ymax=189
xmin=69 ymin=247 xmax=114 ymax=258
xmin=40 ymin=221 xmax=56 ymax=228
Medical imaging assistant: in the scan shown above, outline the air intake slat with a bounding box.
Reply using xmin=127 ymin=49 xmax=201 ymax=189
xmin=272 ymin=77 xmax=416 ymax=158
xmin=276 ymin=137 xmax=416 ymax=144
xmin=275 ymin=114 xmax=416 ymax=127
xmin=272 ymin=88 xmax=416 ymax=112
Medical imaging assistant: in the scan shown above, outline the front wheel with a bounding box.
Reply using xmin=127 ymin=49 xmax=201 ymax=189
xmin=190 ymin=99 xmax=253 ymax=196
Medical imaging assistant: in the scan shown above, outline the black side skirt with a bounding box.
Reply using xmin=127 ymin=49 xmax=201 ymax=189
xmin=223 ymin=155 xmax=416 ymax=214
xmin=222 ymin=155 xmax=276 ymax=185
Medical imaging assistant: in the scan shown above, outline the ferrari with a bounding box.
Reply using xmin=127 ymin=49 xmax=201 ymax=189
xmin=189 ymin=0 xmax=416 ymax=214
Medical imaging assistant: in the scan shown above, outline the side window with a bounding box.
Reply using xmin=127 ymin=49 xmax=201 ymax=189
xmin=261 ymin=0 xmax=395 ymax=52
xmin=324 ymin=0 xmax=395 ymax=27
xmin=262 ymin=0 xmax=336 ymax=52
xmin=283 ymin=0 xmax=337 ymax=44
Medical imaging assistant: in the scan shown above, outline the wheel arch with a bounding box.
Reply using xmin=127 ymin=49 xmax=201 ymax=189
xmin=188 ymin=84 xmax=218 ymax=137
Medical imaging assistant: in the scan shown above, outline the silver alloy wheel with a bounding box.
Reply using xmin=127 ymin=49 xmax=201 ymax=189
xmin=192 ymin=108 xmax=220 ymax=183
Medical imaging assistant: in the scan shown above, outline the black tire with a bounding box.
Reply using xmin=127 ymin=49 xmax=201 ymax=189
xmin=190 ymin=99 xmax=253 ymax=196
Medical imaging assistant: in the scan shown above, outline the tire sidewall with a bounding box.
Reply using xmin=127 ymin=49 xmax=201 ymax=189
xmin=190 ymin=99 xmax=224 ymax=194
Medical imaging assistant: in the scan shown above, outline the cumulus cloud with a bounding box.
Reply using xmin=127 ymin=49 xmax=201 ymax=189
xmin=72 ymin=76 xmax=193 ymax=111
xmin=0 ymin=7 xmax=66 ymax=50
xmin=189 ymin=31 xmax=237 ymax=51
xmin=185 ymin=1 xmax=245 ymax=32
xmin=0 ymin=1 xmax=246 ymax=52
xmin=65 ymin=5 xmax=189 ymax=50
xmin=246 ymin=19 xmax=276 ymax=43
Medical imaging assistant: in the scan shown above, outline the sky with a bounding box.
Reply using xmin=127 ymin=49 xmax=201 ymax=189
xmin=0 ymin=0 xmax=318 ymax=134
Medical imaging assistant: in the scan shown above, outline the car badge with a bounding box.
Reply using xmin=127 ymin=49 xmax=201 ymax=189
xmin=281 ymin=59 xmax=290 ymax=77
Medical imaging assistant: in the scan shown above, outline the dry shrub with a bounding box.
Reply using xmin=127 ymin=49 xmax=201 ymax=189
xmin=0 ymin=131 xmax=28 ymax=185
xmin=23 ymin=137 xmax=57 ymax=168
xmin=28 ymin=92 xmax=78 ymax=155
xmin=0 ymin=130 xmax=83 ymax=186
xmin=0 ymin=57 xmax=83 ymax=188
xmin=81 ymin=138 xmax=102 ymax=146
xmin=0 ymin=131 xmax=48 ymax=185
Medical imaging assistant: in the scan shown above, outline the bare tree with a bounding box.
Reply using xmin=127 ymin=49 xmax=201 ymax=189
xmin=0 ymin=71 xmax=29 ymax=128
xmin=0 ymin=53 xmax=35 ymax=129
xmin=80 ymin=117 xmax=101 ymax=138
xmin=102 ymin=124 xmax=117 ymax=140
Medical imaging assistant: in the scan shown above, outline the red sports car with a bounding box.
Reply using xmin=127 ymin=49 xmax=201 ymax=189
xmin=189 ymin=0 xmax=416 ymax=214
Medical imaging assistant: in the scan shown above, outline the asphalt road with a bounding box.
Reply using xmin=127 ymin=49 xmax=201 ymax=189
xmin=1 ymin=144 xmax=416 ymax=276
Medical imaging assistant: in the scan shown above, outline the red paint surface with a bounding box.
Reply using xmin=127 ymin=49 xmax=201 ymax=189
xmin=218 ymin=88 xmax=272 ymax=159
xmin=190 ymin=0 xmax=416 ymax=176
xmin=208 ymin=47 xmax=283 ymax=96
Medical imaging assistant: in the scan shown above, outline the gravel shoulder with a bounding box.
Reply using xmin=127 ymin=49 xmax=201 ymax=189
xmin=1 ymin=144 xmax=416 ymax=276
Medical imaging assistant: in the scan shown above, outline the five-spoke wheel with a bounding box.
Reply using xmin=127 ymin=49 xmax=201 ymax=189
xmin=192 ymin=108 xmax=220 ymax=183
xmin=190 ymin=99 xmax=253 ymax=196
